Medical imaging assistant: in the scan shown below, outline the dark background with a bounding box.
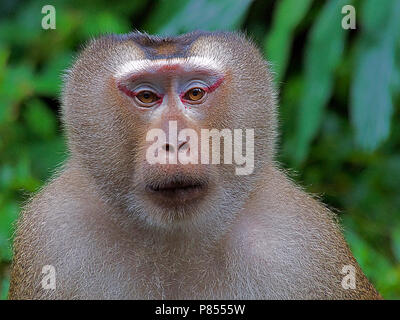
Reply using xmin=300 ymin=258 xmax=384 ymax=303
xmin=0 ymin=0 xmax=399 ymax=299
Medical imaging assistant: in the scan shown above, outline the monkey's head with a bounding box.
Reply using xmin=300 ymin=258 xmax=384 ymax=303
xmin=62 ymin=31 xmax=277 ymax=230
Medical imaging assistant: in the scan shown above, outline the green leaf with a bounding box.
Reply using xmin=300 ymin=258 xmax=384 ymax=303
xmin=34 ymin=52 xmax=73 ymax=96
xmin=0 ymin=64 xmax=35 ymax=102
xmin=291 ymin=0 xmax=349 ymax=165
xmin=0 ymin=45 xmax=9 ymax=76
xmin=12 ymin=156 xmax=41 ymax=192
xmin=0 ymin=46 xmax=11 ymax=125
xmin=392 ymin=225 xmax=400 ymax=263
xmin=0 ymin=274 xmax=9 ymax=300
xmin=264 ymin=0 xmax=313 ymax=82
xmin=145 ymin=0 xmax=252 ymax=36
xmin=344 ymin=227 xmax=394 ymax=297
xmin=80 ymin=11 xmax=131 ymax=38
xmin=0 ymin=1 xmax=43 ymax=46
xmin=350 ymin=0 xmax=400 ymax=151
xmin=0 ymin=202 xmax=18 ymax=262
xmin=24 ymin=99 xmax=57 ymax=139
xmin=28 ymin=136 xmax=67 ymax=181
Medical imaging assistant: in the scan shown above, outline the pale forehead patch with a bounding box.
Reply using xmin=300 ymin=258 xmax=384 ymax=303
xmin=115 ymin=56 xmax=223 ymax=79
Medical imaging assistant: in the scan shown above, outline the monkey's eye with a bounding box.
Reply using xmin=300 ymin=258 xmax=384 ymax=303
xmin=184 ymin=88 xmax=206 ymax=102
xmin=135 ymin=90 xmax=160 ymax=105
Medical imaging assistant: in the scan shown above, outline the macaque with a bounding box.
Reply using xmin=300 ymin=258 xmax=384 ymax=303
xmin=9 ymin=31 xmax=380 ymax=299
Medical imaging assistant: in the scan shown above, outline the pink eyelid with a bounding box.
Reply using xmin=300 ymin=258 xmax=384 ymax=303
xmin=204 ymin=77 xmax=224 ymax=93
xmin=117 ymin=83 xmax=164 ymax=104
xmin=117 ymin=76 xmax=224 ymax=104
xmin=179 ymin=77 xmax=224 ymax=101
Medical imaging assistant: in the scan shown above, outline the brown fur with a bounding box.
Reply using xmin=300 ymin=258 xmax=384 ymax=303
xmin=9 ymin=31 xmax=380 ymax=299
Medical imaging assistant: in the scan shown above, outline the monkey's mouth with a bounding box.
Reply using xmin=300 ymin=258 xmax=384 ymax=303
xmin=145 ymin=179 xmax=207 ymax=203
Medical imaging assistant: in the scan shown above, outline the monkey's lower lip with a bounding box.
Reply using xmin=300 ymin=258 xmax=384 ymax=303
xmin=146 ymin=181 xmax=206 ymax=201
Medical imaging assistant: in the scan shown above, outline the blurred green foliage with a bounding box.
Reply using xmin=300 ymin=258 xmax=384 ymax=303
xmin=0 ymin=0 xmax=399 ymax=299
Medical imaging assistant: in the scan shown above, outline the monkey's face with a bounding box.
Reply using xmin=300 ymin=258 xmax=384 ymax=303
xmin=113 ymin=57 xmax=233 ymax=225
xmin=63 ymin=32 xmax=276 ymax=228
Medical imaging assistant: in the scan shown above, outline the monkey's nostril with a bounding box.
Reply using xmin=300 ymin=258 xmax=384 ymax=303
xmin=162 ymin=143 xmax=174 ymax=152
xmin=162 ymin=142 xmax=188 ymax=152
xmin=178 ymin=141 xmax=189 ymax=151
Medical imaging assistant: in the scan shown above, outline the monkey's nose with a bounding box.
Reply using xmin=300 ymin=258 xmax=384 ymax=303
xmin=162 ymin=143 xmax=174 ymax=153
xmin=161 ymin=141 xmax=189 ymax=153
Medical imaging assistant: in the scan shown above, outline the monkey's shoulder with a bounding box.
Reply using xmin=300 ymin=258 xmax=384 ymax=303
xmin=228 ymin=174 xmax=380 ymax=299
xmin=10 ymin=165 xmax=120 ymax=299
xmin=18 ymin=165 xmax=97 ymax=226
